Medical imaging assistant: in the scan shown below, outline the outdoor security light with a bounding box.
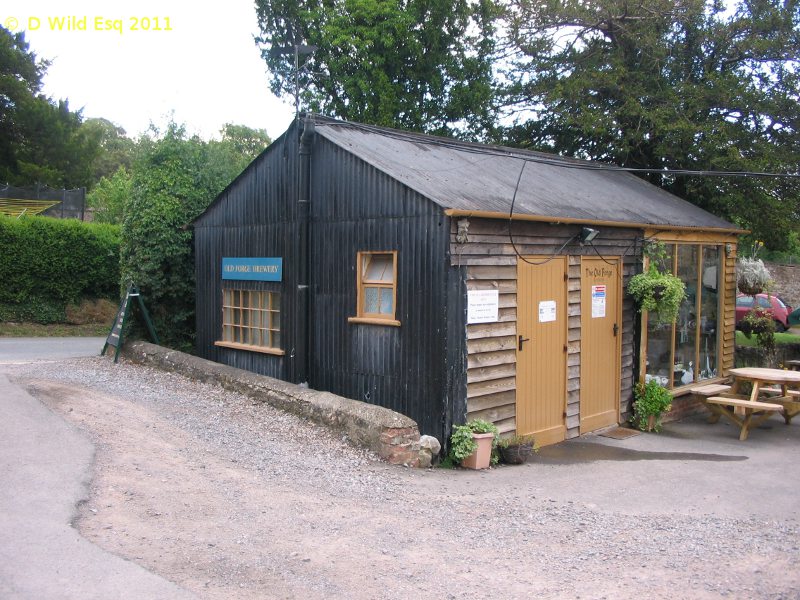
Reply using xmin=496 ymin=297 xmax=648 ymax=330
xmin=580 ymin=227 xmax=599 ymax=244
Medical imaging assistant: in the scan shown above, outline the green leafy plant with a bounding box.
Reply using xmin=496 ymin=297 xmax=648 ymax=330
xmin=628 ymin=241 xmax=686 ymax=325
xmin=448 ymin=419 xmax=500 ymax=465
xmin=632 ymin=380 xmax=673 ymax=432
xmin=627 ymin=267 xmax=686 ymax=325
xmin=740 ymin=306 xmax=777 ymax=366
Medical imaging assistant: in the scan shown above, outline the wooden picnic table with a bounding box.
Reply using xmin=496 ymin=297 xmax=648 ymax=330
xmin=703 ymin=368 xmax=800 ymax=440
xmin=786 ymin=360 xmax=800 ymax=372
xmin=730 ymin=367 xmax=800 ymax=410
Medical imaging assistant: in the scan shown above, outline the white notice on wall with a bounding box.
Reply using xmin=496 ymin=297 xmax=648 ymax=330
xmin=538 ymin=300 xmax=557 ymax=323
xmin=467 ymin=289 xmax=499 ymax=324
xmin=591 ymin=285 xmax=606 ymax=319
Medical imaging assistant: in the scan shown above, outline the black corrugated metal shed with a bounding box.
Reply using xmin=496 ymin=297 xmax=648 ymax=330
xmin=194 ymin=114 xmax=741 ymax=445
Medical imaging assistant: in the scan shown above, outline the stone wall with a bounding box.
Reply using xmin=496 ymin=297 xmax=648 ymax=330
xmin=121 ymin=341 xmax=428 ymax=467
xmin=765 ymin=261 xmax=800 ymax=308
xmin=734 ymin=344 xmax=800 ymax=367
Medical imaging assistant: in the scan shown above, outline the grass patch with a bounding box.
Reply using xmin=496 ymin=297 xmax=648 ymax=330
xmin=0 ymin=298 xmax=118 ymax=337
xmin=735 ymin=330 xmax=800 ymax=347
xmin=0 ymin=321 xmax=110 ymax=337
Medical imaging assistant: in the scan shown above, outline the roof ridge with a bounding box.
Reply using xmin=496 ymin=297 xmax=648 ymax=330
xmin=308 ymin=114 xmax=611 ymax=170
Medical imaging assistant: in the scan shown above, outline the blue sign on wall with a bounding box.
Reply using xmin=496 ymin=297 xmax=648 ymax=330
xmin=222 ymin=257 xmax=283 ymax=281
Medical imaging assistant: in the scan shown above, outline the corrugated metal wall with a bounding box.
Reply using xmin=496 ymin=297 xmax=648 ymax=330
xmin=308 ymin=136 xmax=462 ymax=440
xmin=194 ymin=128 xmax=301 ymax=381
xmin=194 ymin=124 xmax=466 ymax=441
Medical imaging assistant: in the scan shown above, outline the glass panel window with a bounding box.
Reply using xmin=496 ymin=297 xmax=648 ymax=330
xmin=674 ymin=245 xmax=698 ymax=386
xmin=644 ymin=243 xmax=723 ymax=389
xmin=356 ymin=251 xmax=398 ymax=321
xmin=363 ymin=254 xmax=394 ymax=282
xmin=364 ymin=287 xmax=380 ymax=313
xmin=379 ymin=288 xmax=394 ymax=314
xmin=699 ymin=247 xmax=719 ymax=380
xmin=645 ymin=244 xmax=674 ymax=388
xmin=220 ymin=289 xmax=281 ymax=351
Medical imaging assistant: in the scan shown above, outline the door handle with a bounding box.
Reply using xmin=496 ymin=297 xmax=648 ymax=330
xmin=613 ymin=323 xmax=619 ymax=337
xmin=518 ymin=335 xmax=530 ymax=351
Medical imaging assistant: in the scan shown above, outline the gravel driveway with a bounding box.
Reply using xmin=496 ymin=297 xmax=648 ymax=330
xmin=5 ymin=356 xmax=799 ymax=599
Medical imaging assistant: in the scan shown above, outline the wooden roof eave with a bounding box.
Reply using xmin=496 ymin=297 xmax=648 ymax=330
xmin=443 ymin=208 xmax=745 ymax=238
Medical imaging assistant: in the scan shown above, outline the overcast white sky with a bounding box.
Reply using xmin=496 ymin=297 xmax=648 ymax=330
xmin=2 ymin=0 xmax=295 ymax=140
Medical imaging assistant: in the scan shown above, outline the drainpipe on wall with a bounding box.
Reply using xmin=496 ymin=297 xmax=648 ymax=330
xmin=296 ymin=114 xmax=315 ymax=384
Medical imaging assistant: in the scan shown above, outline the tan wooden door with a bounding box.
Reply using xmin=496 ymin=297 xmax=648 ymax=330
xmin=516 ymin=257 xmax=567 ymax=447
xmin=579 ymin=256 xmax=621 ymax=432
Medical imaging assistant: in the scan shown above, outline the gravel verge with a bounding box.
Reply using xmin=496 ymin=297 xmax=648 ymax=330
xmin=5 ymin=355 xmax=800 ymax=599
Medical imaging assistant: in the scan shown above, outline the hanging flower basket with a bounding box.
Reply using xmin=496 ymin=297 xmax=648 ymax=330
xmin=736 ymin=257 xmax=771 ymax=296
xmin=627 ymin=267 xmax=686 ymax=325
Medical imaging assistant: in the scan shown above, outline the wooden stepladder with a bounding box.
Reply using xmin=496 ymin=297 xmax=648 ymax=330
xmin=102 ymin=283 xmax=159 ymax=362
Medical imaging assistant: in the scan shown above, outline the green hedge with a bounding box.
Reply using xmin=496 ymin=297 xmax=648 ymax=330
xmin=0 ymin=216 xmax=120 ymax=321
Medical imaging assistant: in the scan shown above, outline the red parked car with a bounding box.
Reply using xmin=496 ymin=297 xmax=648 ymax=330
xmin=735 ymin=293 xmax=793 ymax=332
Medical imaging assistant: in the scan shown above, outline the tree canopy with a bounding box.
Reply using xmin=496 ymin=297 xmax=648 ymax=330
xmin=254 ymin=0 xmax=799 ymax=247
xmin=500 ymin=0 xmax=799 ymax=248
xmin=118 ymin=121 xmax=271 ymax=349
xmin=0 ymin=26 xmax=99 ymax=188
xmin=254 ymin=0 xmax=500 ymax=136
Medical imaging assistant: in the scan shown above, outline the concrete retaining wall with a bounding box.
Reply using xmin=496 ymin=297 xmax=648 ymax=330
xmin=121 ymin=341 xmax=424 ymax=467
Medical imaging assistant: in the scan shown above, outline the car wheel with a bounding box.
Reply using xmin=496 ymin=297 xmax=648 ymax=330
xmin=774 ymin=320 xmax=787 ymax=333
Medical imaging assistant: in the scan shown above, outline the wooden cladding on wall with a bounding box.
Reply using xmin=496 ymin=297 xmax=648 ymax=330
xmin=464 ymin=264 xmax=518 ymax=434
xmin=453 ymin=218 xmax=639 ymax=439
xmin=722 ymin=250 xmax=737 ymax=374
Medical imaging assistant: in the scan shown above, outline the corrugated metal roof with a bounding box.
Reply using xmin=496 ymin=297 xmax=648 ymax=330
xmin=312 ymin=116 xmax=741 ymax=232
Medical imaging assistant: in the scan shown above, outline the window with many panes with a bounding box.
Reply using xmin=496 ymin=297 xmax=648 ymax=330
xmin=216 ymin=289 xmax=283 ymax=354
xmin=644 ymin=244 xmax=721 ymax=389
xmin=349 ymin=251 xmax=400 ymax=326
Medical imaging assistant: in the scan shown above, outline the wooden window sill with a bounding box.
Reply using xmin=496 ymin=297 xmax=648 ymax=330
xmin=671 ymin=376 xmax=729 ymax=397
xmin=347 ymin=316 xmax=401 ymax=327
xmin=215 ymin=341 xmax=285 ymax=356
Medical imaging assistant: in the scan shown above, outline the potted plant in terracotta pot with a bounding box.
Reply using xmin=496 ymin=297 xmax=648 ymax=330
xmin=497 ymin=433 xmax=537 ymax=465
xmin=448 ymin=419 xmax=499 ymax=469
xmin=632 ymin=379 xmax=673 ymax=432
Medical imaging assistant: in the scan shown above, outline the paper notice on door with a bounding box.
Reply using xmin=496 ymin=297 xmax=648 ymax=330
xmin=592 ymin=285 xmax=606 ymax=318
xmin=538 ymin=300 xmax=556 ymax=323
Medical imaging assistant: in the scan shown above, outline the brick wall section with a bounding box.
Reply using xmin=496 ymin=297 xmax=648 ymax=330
xmin=765 ymin=261 xmax=800 ymax=308
xmin=121 ymin=341 xmax=422 ymax=467
xmin=663 ymin=394 xmax=707 ymax=423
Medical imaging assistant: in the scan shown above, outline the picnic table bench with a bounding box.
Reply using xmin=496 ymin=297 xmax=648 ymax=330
xmin=690 ymin=383 xmax=732 ymax=398
xmin=705 ymin=396 xmax=784 ymax=441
